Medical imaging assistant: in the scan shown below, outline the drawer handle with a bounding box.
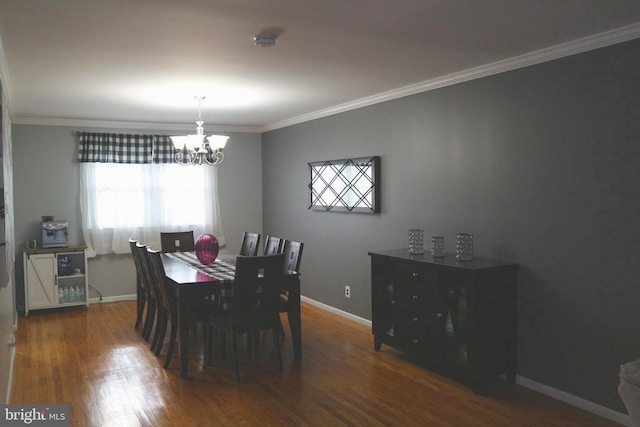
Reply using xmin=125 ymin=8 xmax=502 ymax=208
xmin=412 ymin=272 xmax=419 ymax=278
xmin=436 ymin=312 xmax=444 ymax=318
xmin=391 ymin=300 xmax=397 ymax=305
xmin=412 ymin=339 xmax=419 ymax=344
xmin=412 ymin=317 xmax=419 ymax=322
xmin=412 ymin=295 xmax=419 ymax=301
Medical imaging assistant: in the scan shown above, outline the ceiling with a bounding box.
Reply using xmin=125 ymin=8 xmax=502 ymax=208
xmin=1 ymin=1 xmax=639 ymax=132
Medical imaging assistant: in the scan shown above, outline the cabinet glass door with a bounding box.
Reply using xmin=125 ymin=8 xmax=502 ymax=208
xmin=442 ymin=283 xmax=469 ymax=377
xmin=56 ymin=252 xmax=87 ymax=304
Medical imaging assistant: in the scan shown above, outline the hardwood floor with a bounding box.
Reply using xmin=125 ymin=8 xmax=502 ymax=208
xmin=11 ymin=301 xmax=622 ymax=427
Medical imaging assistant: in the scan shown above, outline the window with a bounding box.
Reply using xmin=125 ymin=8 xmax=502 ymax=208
xmin=80 ymin=162 xmax=225 ymax=256
xmin=308 ymin=156 xmax=380 ymax=213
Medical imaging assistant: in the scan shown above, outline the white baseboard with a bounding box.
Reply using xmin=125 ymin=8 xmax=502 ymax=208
xmin=88 ymin=294 xmax=136 ymax=304
xmin=302 ymin=295 xmax=629 ymax=426
xmin=301 ymin=296 xmax=372 ymax=327
xmin=516 ymin=376 xmax=629 ymax=425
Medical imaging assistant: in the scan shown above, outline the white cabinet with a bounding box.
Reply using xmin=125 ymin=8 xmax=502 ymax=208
xmin=23 ymin=247 xmax=89 ymax=315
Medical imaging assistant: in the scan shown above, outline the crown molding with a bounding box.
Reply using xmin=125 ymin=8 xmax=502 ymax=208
xmin=262 ymin=22 xmax=640 ymax=132
xmin=11 ymin=117 xmax=262 ymax=134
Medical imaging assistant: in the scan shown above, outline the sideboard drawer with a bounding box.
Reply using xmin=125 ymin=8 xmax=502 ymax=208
xmin=393 ymin=307 xmax=439 ymax=338
xmin=395 ymin=262 xmax=438 ymax=288
xmin=394 ymin=283 xmax=439 ymax=310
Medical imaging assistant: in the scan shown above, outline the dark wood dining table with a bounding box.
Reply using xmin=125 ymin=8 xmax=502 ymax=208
xmin=161 ymin=251 xmax=302 ymax=379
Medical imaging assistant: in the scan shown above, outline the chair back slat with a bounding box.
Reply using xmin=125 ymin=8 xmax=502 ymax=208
xmin=161 ymin=231 xmax=195 ymax=253
xmin=263 ymin=235 xmax=284 ymax=255
xmin=282 ymin=240 xmax=304 ymax=273
xmin=240 ymin=232 xmax=261 ymax=256
xmin=129 ymin=239 xmax=147 ymax=291
xmin=146 ymin=248 xmax=172 ymax=311
xmin=135 ymin=243 xmax=157 ymax=300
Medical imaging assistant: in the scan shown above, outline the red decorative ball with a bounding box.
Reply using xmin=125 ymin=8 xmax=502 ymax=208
xmin=195 ymin=233 xmax=219 ymax=264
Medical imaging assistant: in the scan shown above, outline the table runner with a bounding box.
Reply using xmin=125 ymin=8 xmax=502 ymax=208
xmin=165 ymin=251 xmax=236 ymax=282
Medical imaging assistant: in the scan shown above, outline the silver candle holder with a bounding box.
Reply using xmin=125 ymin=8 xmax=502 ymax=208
xmin=431 ymin=236 xmax=445 ymax=258
xmin=455 ymin=233 xmax=473 ymax=261
xmin=408 ymin=229 xmax=424 ymax=255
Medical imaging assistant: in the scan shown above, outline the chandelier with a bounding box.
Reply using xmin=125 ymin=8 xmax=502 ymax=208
xmin=170 ymin=96 xmax=229 ymax=165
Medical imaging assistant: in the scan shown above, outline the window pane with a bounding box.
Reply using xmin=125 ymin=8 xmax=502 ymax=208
xmin=94 ymin=164 xmax=145 ymax=227
xmin=92 ymin=163 xmax=207 ymax=227
xmin=157 ymin=164 xmax=206 ymax=224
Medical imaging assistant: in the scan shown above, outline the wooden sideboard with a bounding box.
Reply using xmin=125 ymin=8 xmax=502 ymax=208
xmin=369 ymin=248 xmax=518 ymax=393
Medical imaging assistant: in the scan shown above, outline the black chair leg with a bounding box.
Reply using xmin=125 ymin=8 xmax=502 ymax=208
xmin=142 ymin=300 xmax=156 ymax=341
xmin=231 ymin=326 xmax=241 ymax=382
xmin=164 ymin=309 xmax=178 ymax=368
xmin=272 ymin=322 xmax=283 ymax=372
xmin=252 ymin=330 xmax=260 ymax=359
xmin=164 ymin=322 xmax=177 ymax=369
xmin=135 ymin=289 xmax=145 ymax=329
xmin=154 ymin=314 xmax=168 ymax=356
xmin=151 ymin=310 xmax=162 ymax=351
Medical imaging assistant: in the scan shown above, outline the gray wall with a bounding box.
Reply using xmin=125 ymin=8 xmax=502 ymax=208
xmin=12 ymin=125 xmax=262 ymax=307
xmin=262 ymin=39 xmax=640 ymax=412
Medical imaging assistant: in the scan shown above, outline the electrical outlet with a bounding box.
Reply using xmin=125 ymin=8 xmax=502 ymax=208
xmin=345 ymin=285 xmax=351 ymax=298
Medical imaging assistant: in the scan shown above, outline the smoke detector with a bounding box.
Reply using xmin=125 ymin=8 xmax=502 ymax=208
xmin=254 ymin=33 xmax=277 ymax=47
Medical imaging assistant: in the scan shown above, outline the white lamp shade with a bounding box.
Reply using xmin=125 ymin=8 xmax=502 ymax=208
xmin=206 ymin=135 xmax=229 ymax=150
xmin=170 ymin=135 xmax=204 ymax=151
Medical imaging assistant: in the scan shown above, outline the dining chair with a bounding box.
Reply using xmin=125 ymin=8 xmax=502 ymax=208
xmin=146 ymin=247 xmax=179 ymax=368
xmin=129 ymin=238 xmax=147 ymax=330
xmin=239 ymin=232 xmax=261 ymax=256
xmin=135 ymin=243 xmax=162 ymax=347
xmin=160 ymin=231 xmax=195 ymax=253
xmin=205 ymin=253 xmax=286 ymax=381
xmin=282 ymin=240 xmax=304 ymax=274
xmin=278 ymin=240 xmax=304 ymax=337
xmin=130 ymin=241 xmax=158 ymax=342
xmin=263 ymin=235 xmax=284 ymax=255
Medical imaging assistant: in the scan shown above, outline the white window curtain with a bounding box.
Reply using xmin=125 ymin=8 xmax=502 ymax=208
xmin=77 ymin=132 xmax=225 ymax=257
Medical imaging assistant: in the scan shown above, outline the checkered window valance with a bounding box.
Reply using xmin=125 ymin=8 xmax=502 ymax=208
xmin=77 ymin=132 xmax=176 ymax=164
